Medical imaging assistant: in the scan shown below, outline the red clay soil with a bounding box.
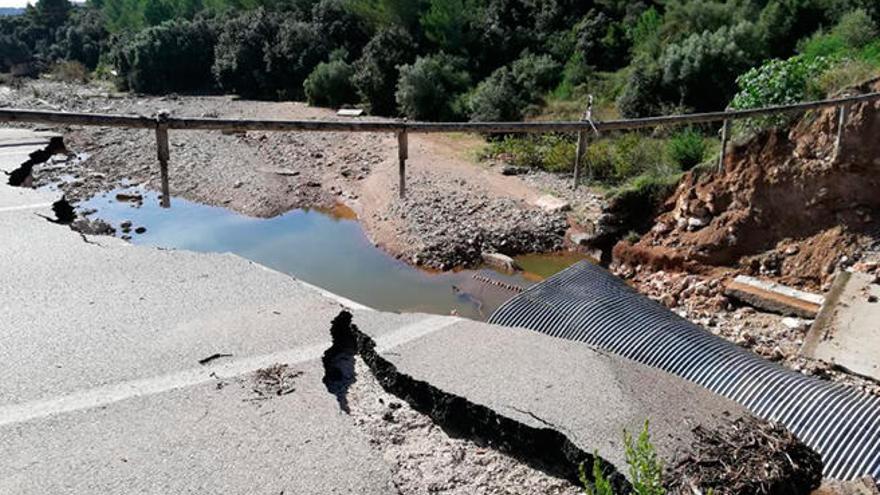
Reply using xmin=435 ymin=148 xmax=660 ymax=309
xmin=615 ymin=80 xmax=880 ymax=289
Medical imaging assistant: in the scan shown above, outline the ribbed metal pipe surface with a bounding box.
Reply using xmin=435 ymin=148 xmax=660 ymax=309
xmin=489 ymin=262 xmax=880 ymax=480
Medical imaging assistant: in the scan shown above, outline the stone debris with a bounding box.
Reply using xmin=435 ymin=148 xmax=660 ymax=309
xmin=533 ymin=194 xmax=571 ymax=214
xmin=480 ymin=252 xmax=519 ymax=273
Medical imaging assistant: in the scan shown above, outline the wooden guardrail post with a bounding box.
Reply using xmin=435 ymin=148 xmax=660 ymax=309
xmin=397 ymin=122 xmax=408 ymax=199
xmin=155 ymin=110 xmax=171 ymax=208
xmin=835 ymin=104 xmax=848 ymax=161
xmin=573 ymin=95 xmax=594 ymax=190
xmin=718 ymin=118 xmax=730 ymax=173
xmin=573 ymin=130 xmax=587 ymax=189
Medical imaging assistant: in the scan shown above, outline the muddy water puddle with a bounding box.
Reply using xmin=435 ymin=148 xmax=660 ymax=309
xmin=79 ymin=188 xmax=590 ymax=320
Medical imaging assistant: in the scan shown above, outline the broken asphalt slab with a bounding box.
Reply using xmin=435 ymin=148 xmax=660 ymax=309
xmin=346 ymin=314 xmax=821 ymax=493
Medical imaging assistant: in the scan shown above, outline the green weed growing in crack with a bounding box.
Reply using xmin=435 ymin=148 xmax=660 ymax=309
xmin=580 ymin=420 xmax=665 ymax=495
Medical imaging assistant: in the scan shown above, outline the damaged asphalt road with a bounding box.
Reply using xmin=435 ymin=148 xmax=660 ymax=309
xmin=0 ymin=132 xmax=821 ymax=494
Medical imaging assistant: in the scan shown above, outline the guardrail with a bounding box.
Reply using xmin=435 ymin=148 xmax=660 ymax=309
xmin=2 ymin=90 xmax=878 ymax=205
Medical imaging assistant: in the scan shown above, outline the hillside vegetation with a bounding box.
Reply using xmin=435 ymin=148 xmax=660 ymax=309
xmin=2 ymin=0 xmax=879 ymax=191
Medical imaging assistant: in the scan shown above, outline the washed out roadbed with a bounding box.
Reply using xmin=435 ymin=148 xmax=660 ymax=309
xmin=0 ymin=80 xmax=597 ymax=270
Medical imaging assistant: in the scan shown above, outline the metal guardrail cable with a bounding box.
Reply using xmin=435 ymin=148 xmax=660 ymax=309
xmin=489 ymin=262 xmax=880 ymax=480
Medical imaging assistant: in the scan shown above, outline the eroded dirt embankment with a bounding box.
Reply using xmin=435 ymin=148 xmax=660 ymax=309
xmin=615 ymin=80 xmax=880 ymax=291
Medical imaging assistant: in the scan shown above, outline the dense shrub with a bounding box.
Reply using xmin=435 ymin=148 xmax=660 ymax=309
xmin=666 ymin=128 xmax=707 ymax=171
xmin=304 ymin=59 xmax=358 ymax=107
xmin=510 ymin=52 xmax=561 ymax=100
xmin=468 ymin=53 xmax=561 ymax=121
xmin=420 ymin=0 xmax=478 ymax=54
xmin=574 ymin=9 xmax=629 ymax=71
xmin=50 ymin=59 xmax=88 ymax=82
xmin=833 ymin=8 xmax=877 ymax=49
xmin=311 ymin=0 xmax=372 ymax=60
xmin=118 ymin=18 xmax=217 ymax=94
xmin=62 ymin=7 xmax=108 ymax=69
xmin=212 ymin=9 xmax=280 ymax=98
xmin=467 ymin=67 xmax=524 ymax=121
xmin=265 ymin=19 xmax=330 ymax=99
xmin=584 ymin=134 xmax=673 ymax=183
xmin=352 ymin=26 xmax=416 ymax=115
xmin=0 ymin=35 xmax=31 ymax=72
xmin=729 ymin=55 xmax=832 ymax=131
xmin=396 ymin=53 xmax=471 ymax=120
xmin=659 ymin=22 xmax=765 ymax=112
xmin=617 ymin=62 xmax=667 ymax=118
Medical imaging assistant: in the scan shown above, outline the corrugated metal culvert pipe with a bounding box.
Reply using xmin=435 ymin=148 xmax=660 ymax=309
xmin=489 ymin=262 xmax=880 ymax=480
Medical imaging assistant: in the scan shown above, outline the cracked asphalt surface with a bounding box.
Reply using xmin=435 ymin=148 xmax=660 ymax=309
xmin=1 ymin=130 xmax=751 ymax=494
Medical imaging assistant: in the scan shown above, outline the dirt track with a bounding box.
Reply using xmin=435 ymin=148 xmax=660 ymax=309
xmin=0 ymin=80 xmax=597 ymax=269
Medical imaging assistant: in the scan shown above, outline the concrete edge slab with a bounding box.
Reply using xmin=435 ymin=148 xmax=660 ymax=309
xmin=803 ymin=271 xmax=851 ymax=356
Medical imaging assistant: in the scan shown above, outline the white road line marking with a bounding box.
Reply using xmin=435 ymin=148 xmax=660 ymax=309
xmin=0 ymin=315 xmax=459 ymax=426
xmin=0 ymin=203 xmax=54 ymax=214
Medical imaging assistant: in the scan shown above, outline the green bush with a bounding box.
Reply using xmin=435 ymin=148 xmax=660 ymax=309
xmin=617 ymin=62 xmax=666 ymax=118
xmin=485 ymin=136 xmax=543 ymax=168
xmin=395 ymin=52 xmax=471 ymax=121
xmin=62 ymin=7 xmax=108 ymax=69
xmin=304 ymin=59 xmax=358 ymax=107
xmin=666 ymin=128 xmax=707 ymax=171
xmin=659 ymin=22 xmax=766 ymax=112
xmin=485 ymin=132 xmax=678 ymax=184
xmin=50 ymin=60 xmax=88 ymax=83
xmin=510 ymin=52 xmax=562 ymax=100
xmin=797 ymin=31 xmax=848 ymax=60
xmin=118 ymin=18 xmax=217 ymax=94
xmin=575 ymin=9 xmax=630 ymax=71
xmin=467 ymin=67 xmax=525 ymax=121
xmin=582 ymin=134 xmax=675 ymax=183
xmin=729 ymin=55 xmax=833 ymax=132
xmin=265 ymin=19 xmax=331 ymax=100
xmin=352 ymin=27 xmax=417 ymax=115
xmin=467 ymin=53 xmax=561 ymax=122
xmin=818 ymin=58 xmax=879 ymax=95
xmin=212 ymin=9 xmax=279 ymax=98
xmin=483 ymin=134 xmax=575 ymax=171
xmin=860 ymin=39 xmax=880 ymax=66
xmin=834 ymin=9 xmax=878 ymax=49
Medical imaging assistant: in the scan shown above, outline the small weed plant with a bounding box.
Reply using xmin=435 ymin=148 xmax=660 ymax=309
xmin=580 ymin=420 xmax=665 ymax=495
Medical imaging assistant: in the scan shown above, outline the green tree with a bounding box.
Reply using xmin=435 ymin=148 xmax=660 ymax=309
xmin=32 ymin=0 xmax=71 ymax=29
xmin=396 ymin=52 xmax=471 ymax=120
xmin=117 ymin=18 xmax=218 ymax=93
xmin=421 ymin=0 xmax=476 ymax=53
xmin=264 ymin=18 xmax=330 ymax=99
xmin=304 ymin=59 xmax=358 ymax=107
xmin=352 ymin=26 xmax=417 ymax=115
xmin=347 ymin=0 xmax=422 ymax=30
xmin=659 ymin=22 xmax=765 ymax=111
xmin=467 ymin=66 xmax=525 ymax=121
xmin=212 ymin=9 xmax=280 ymax=97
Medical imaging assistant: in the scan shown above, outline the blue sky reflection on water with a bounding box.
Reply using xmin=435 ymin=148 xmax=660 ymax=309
xmin=81 ymin=189 xmax=537 ymax=320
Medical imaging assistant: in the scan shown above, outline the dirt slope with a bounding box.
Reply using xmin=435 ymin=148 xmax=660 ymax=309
xmin=615 ymin=80 xmax=880 ymax=289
